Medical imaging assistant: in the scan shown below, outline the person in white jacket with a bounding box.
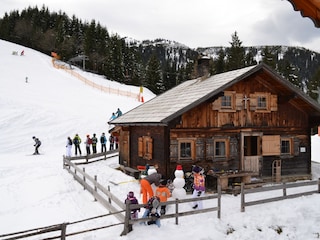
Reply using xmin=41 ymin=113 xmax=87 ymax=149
xmin=66 ymin=136 xmax=72 ymax=157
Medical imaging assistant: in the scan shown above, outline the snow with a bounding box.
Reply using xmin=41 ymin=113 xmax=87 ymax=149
xmin=0 ymin=39 xmax=320 ymax=239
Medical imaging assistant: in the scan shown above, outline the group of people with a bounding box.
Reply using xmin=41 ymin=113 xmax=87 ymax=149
xmin=125 ymin=164 xmax=206 ymax=229
xmin=125 ymin=167 xmax=171 ymax=229
xmin=109 ymin=108 xmax=122 ymax=121
xmin=65 ymin=133 xmax=119 ymax=157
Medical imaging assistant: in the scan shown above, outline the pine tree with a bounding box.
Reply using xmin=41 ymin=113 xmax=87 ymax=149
xmin=226 ymin=31 xmax=245 ymax=71
xmin=214 ymin=48 xmax=226 ymax=74
xmin=307 ymin=66 xmax=320 ymax=102
xmin=261 ymin=46 xmax=277 ymax=69
xmin=145 ymin=54 xmax=163 ymax=94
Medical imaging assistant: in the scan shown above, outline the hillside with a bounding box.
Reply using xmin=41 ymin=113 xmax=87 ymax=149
xmin=1 ymin=39 xmax=320 ymax=239
xmin=2 ymin=6 xmax=320 ymax=97
xmin=0 ymin=39 xmax=155 ymax=154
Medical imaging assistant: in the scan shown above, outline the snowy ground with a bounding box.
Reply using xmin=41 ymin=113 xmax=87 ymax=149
xmin=0 ymin=39 xmax=320 ymax=240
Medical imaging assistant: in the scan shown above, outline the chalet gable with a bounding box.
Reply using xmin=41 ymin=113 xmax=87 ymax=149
xmin=110 ymin=63 xmax=320 ymax=126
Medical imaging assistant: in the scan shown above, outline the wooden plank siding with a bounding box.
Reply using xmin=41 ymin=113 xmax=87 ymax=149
xmin=112 ymin=64 xmax=320 ymax=182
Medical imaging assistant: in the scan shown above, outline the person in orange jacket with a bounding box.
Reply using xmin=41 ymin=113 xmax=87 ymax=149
xmin=140 ymin=172 xmax=162 ymax=204
xmin=155 ymin=179 xmax=171 ymax=215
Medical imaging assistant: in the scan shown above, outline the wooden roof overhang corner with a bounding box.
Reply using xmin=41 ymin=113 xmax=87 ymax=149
xmin=287 ymin=0 xmax=320 ymax=27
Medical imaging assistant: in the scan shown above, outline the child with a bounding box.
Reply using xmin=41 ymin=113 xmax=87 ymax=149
xmin=125 ymin=191 xmax=140 ymax=219
xmin=192 ymin=165 xmax=205 ymax=209
xmin=141 ymin=196 xmax=161 ymax=227
xmin=155 ymin=179 xmax=171 ymax=215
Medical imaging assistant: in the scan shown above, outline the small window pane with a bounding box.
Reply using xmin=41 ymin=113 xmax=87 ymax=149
xmin=180 ymin=142 xmax=191 ymax=157
xmin=258 ymin=96 xmax=267 ymax=108
xmin=281 ymin=140 xmax=290 ymax=154
xmin=221 ymin=96 xmax=232 ymax=107
xmin=215 ymin=141 xmax=225 ymax=156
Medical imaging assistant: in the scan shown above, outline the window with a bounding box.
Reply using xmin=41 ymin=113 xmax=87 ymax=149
xmin=138 ymin=136 xmax=153 ymax=160
xmin=221 ymin=95 xmax=232 ymax=108
xmin=257 ymin=96 xmax=267 ymax=109
xmin=214 ymin=140 xmax=226 ymax=157
xmin=180 ymin=142 xmax=191 ymax=157
xmin=212 ymin=91 xmax=236 ymax=112
xmin=262 ymin=135 xmax=294 ymax=156
xmin=177 ymin=139 xmax=196 ymax=161
xmin=281 ymin=138 xmax=293 ymax=155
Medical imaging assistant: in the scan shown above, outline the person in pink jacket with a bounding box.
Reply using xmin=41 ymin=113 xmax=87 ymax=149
xmin=191 ymin=165 xmax=205 ymax=209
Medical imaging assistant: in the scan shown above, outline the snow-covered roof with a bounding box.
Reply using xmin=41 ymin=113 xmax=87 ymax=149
xmin=110 ymin=62 xmax=320 ymax=126
xmin=110 ymin=65 xmax=257 ymax=125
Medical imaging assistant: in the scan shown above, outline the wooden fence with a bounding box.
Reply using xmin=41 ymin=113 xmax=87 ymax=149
xmin=0 ymin=212 xmax=126 ymax=240
xmin=240 ymin=178 xmax=320 ymax=212
xmin=63 ymin=158 xmax=126 ymax=220
xmin=63 ymin=156 xmax=222 ymax=236
xmin=52 ymin=58 xmax=140 ymax=100
xmin=121 ymin=190 xmax=222 ymax=236
xmin=3 ymin=152 xmax=319 ymax=238
xmin=62 ymin=149 xmax=118 ymax=165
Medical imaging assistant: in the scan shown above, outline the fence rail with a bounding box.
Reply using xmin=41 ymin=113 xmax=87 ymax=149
xmin=240 ymin=178 xmax=320 ymax=212
xmin=52 ymin=58 xmax=140 ymax=100
xmin=3 ymin=153 xmax=319 ymax=239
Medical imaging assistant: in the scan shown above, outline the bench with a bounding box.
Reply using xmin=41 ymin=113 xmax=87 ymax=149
xmin=124 ymin=167 xmax=140 ymax=179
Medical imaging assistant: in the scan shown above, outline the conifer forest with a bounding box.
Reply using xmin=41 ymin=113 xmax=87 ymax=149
xmin=1 ymin=5 xmax=320 ymax=98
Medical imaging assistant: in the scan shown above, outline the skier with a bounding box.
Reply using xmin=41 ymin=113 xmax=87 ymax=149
xmin=32 ymin=136 xmax=41 ymax=155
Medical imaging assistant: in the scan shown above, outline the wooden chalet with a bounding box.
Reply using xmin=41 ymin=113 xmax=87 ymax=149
xmin=110 ymin=63 xmax=320 ymax=185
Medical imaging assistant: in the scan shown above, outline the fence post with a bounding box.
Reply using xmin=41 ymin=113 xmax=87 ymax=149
xmin=217 ymin=184 xmax=221 ymax=219
xmin=83 ymin=168 xmax=86 ymax=190
xmin=94 ymin=175 xmax=97 ymax=201
xmin=121 ymin=200 xmax=132 ymax=236
xmin=241 ymin=182 xmax=245 ymax=212
xmin=283 ymin=182 xmax=287 ymax=197
xmin=61 ymin=222 xmax=67 ymax=240
xmin=175 ymin=198 xmax=179 ymax=225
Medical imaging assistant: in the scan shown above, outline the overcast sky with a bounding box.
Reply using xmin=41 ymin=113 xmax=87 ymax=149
xmin=1 ymin=0 xmax=320 ymax=52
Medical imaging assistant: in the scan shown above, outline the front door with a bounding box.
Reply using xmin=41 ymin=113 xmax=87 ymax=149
xmin=241 ymin=131 xmax=262 ymax=173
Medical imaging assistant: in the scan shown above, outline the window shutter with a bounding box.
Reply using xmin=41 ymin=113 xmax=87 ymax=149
xmin=146 ymin=137 xmax=153 ymax=160
xmin=230 ymin=137 xmax=238 ymax=158
xmin=212 ymin=98 xmax=221 ymax=110
xmin=196 ymin=138 xmax=205 ymax=160
xmin=170 ymin=140 xmax=178 ymax=162
xmin=249 ymin=93 xmax=257 ymax=111
xmin=206 ymin=138 xmax=214 ymax=161
xmin=262 ymin=135 xmax=280 ymax=156
xmin=235 ymin=93 xmax=243 ymax=110
xmin=138 ymin=137 xmax=143 ymax=157
xmin=270 ymin=94 xmax=278 ymax=111
xmin=293 ymin=137 xmax=299 ymax=156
